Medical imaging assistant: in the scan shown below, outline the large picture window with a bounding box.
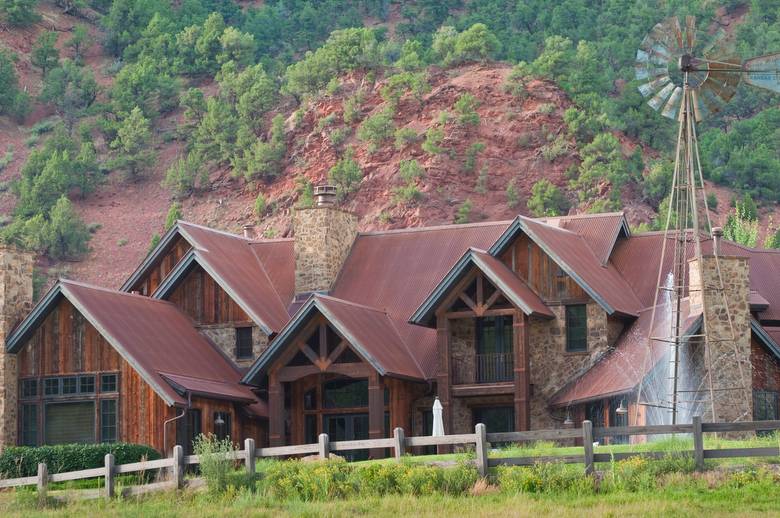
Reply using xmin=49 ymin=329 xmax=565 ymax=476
xmin=566 ymin=305 xmax=588 ymax=352
xmin=45 ymin=402 xmax=95 ymax=445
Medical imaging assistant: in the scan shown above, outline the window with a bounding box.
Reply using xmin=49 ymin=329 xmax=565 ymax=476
xmin=475 ymin=316 xmax=514 ymax=382
xmin=21 ymin=379 xmax=37 ymax=399
xmin=101 ymin=374 xmax=118 ymax=393
xmin=565 ymin=305 xmax=588 ymax=352
xmin=473 ymin=406 xmax=515 ymax=433
xmin=235 ymin=327 xmax=253 ymax=360
xmin=45 ymin=402 xmax=95 ymax=444
xmin=62 ymin=377 xmax=78 ymax=395
xmin=44 ymin=378 xmax=60 ymax=396
xmin=754 ymin=390 xmax=779 ymax=421
xmin=101 ymin=400 xmax=117 ymax=443
xmin=177 ymin=409 xmax=202 ymax=455
xmin=213 ymin=412 xmax=231 ymax=441
xmin=21 ymin=404 xmax=38 ymax=446
xmin=323 ymin=379 xmax=369 ymax=409
xmin=80 ymin=376 xmax=95 ymax=394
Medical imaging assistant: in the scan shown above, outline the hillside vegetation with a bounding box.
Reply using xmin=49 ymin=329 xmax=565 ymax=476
xmin=0 ymin=0 xmax=778 ymax=291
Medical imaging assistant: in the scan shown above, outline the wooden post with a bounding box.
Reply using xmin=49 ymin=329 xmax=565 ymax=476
xmin=475 ymin=423 xmax=488 ymax=477
xmin=513 ymin=312 xmax=531 ymax=431
xmin=436 ymin=316 xmax=452 ymax=454
xmin=245 ymin=438 xmax=256 ymax=477
xmin=582 ymin=420 xmax=594 ymax=475
xmin=693 ymin=415 xmax=704 ymax=471
xmin=368 ymin=372 xmax=385 ymax=459
xmin=172 ymin=445 xmax=184 ymax=490
xmin=268 ymin=373 xmax=285 ymax=447
xmin=104 ymin=453 xmax=115 ymax=500
xmin=393 ymin=427 xmax=405 ymax=460
xmin=318 ymin=433 xmax=330 ymax=460
xmin=36 ymin=462 xmax=48 ymax=505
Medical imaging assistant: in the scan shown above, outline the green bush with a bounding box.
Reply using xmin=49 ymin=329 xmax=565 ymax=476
xmin=394 ymin=127 xmax=418 ymax=149
xmin=258 ymin=459 xmax=478 ymax=501
xmin=357 ymin=109 xmax=395 ymax=152
xmin=194 ymin=433 xmax=238 ymax=494
xmin=528 ymin=179 xmax=569 ymax=217
xmin=422 ymin=127 xmax=444 ymax=155
xmin=498 ymin=463 xmax=595 ymax=495
xmin=328 ymin=149 xmax=363 ymax=198
xmin=0 ymin=443 xmax=160 ymax=478
xmin=454 ymin=93 xmax=480 ymax=127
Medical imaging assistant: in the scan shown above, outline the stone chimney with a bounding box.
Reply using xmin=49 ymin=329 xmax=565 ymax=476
xmin=0 ymin=246 xmax=34 ymax=449
xmin=688 ymin=251 xmax=752 ymax=423
xmin=293 ymin=186 xmax=357 ymax=294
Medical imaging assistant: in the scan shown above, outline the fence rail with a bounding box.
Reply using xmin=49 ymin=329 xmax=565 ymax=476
xmin=3 ymin=417 xmax=780 ymax=501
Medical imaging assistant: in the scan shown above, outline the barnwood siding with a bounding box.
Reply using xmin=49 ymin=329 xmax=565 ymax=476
xmin=131 ymin=235 xmax=192 ymax=296
xmin=167 ymin=264 xmax=250 ymax=325
xmin=17 ymin=298 xmax=175 ymax=452
xmin=501 ymin=234 xmax=588 ymax=302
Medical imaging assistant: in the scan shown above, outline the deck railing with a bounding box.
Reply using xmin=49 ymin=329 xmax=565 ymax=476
xmin=3 ymin=417 xmax=780 ymax=502
xmin=453 ymin=352 xmax=514 ymax=384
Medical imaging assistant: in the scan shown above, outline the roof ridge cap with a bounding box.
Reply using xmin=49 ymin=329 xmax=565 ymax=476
xmin=62 ymin=279 xmax=174 ymax=305
xmin=178 ymin=220 xmax=250 ymax=242
xmin=358 ymin=220 xmax=513 ymax=236
xmin=315 ymin=294 xmax=388 ymax=314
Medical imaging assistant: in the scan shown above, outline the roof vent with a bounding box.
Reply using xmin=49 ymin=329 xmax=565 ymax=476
xmin=314 ymin=185 xmax=337 ymax=207
xmin=243 ymin=224 xmax=255 ymax=239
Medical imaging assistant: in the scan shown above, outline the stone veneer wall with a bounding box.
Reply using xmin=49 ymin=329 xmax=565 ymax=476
xmin=689 ymin=255 xmax=752 ymax=422
xmin=527 ymin=302 xmax=613 ymax=429
xmin=199 ymin=325 xmax=269 ymax=368
xmin=0 ymin=247 xmax=34 ymax=449
xmin=293 ymin=207 xmax=358 ymax=294
xmin=444 ymin=302 xmax=621 ymax=433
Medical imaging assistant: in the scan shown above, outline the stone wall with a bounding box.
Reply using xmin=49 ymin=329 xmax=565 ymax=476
xmin=689 ymin=255 xmax=752 ymax=422
xmin=199 ymin=325 xmax=269 ymax=368
xmin=0 ymin=247 xmax=34 ymax=449
xmin=293 ymin=207 xmax=357 ymax=293
xmin=527 ymin=303 xmax=613 ymax=429
xmin=449 ymin=318 xmax=475 ymax=384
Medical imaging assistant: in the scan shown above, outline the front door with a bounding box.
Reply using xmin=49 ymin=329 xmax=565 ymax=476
xmin=323 ymin=413 xmax=369 ymax=461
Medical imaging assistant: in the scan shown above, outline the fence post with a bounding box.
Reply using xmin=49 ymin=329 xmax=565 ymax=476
xmin=582 ymin=420 xmax=594 ymax=475
xmin=36 ymin=462 xmax=48 ymax=505
xmin=318 ymin=433 xmax=330 ymax=460
xmin=393 ymin=427 xmax=405 ymax=461
xmin=475 ymin=423 xmax=488 ymax=477
xmin=693 ymin=415 xmax=704 ymax=471
xmin=104 ymin=453 xmax=115 ymax=500
xmin=245 ymin=438 xmax=256 ymax=477
xmin=172 ymin=445 xmax=184 ymax=490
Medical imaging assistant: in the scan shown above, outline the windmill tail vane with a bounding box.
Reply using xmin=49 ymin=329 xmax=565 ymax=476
xmin=633 ymin=16 xmax=779 ymax=425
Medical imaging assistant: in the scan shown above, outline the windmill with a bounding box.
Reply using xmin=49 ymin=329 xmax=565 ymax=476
xmin=634 ymin=16 xmax=780 ymax=425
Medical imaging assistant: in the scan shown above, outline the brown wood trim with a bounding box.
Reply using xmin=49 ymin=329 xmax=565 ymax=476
xmin=513 ymin=311 xmax=530 ymax=431
xmin=451 ymin=383 xmax=515 ymax=397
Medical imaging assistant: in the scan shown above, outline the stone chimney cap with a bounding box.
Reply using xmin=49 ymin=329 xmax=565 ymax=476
xmin=314 ymin=185 xmax=338 ymax=207
xmin=243 ymin=224 xmax=255 ymax=239
xmin=712 ymin=226 xmax=723 ymax=237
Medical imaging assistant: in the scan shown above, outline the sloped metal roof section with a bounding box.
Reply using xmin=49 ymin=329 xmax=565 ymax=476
xmin=331 ymin=221 xmax=511 ymax=379
xmin=6 ymin=280 xmax=262 ymax=412
xmin=159 ymin=372 xmax=257 ymax=403
xmin=175 ymin=222 xmax=292 ymax=333
xmin=753 ymin=321 xmax=780 ymax=361
xmin=119 ymin=221 xmax=189 ymax=292
xmin=410 ymin=248 xmax=554 ymax=327
xmin=541 ymin=212 xmax=630 ymax=265
xmin=489 ymin=216 xmax=642 ymax=317
xmin=550 ymin=300 xmax=700 ymax=406
xmin=242 ymin=294 xmax=426 ymax=385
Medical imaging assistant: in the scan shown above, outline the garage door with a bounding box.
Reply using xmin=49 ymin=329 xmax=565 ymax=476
xmin=45 ymin=402 xmax=95 ymax=444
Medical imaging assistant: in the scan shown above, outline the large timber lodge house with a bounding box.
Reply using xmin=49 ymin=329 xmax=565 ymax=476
xmin=2 ymin=187 xmax=780 ymax=457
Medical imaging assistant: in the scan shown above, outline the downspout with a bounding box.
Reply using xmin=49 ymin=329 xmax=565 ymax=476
xmin=163 ymin=392 xmax=190 ymax=455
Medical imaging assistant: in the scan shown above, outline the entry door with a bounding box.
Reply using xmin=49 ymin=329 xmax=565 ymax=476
xmin=323 ymin=413 xmax=368 ymax=460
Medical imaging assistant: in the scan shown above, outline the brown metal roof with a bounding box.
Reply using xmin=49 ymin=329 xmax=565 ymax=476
xmin=331 ymin=221 xmax=512 ymax=378
xmin=248 ymin=239 xmax=295 ymax=308
xmin=541 ymin=212 xmax=629 ymax=265
xmin=472 ymin=250 xmax=554 ymax=318
xmin=178 ymin=222 xmax=291 ymax=332
xmin=550 ymin=299 xmax=700 ymax=406
xmin=518 ymin=217 xmax=642 ymax=316
xmin=61 ymin=280 xmax=263 ymax=411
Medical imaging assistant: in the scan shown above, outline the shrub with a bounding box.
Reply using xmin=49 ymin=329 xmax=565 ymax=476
xmin=0 ymin=443 xmax=160 ymax=478
xmin=393 ymin=183 xmax=423 ymax=204
xmin=422 ymin=127 xmax=444 ymax=155
xmin=254 ymin=193 xmax=267 ymax=217
xmin=343 ymin=90 xmax=365 ymax=124
xmin=706 ymin=192 xmax=718 ymax=211
xmin=357 ymin=109 xmax=395 ymax=152
xmin=0 ymin=146 xmax=13 ymax=172
xmin=398 ymin=159 xmax=424 ymax=182
xmin=163 ymin=153 xmax=208 ymax=197
xmin=328 ymin=127 xmax=351 ymax=149
xmin=528 ymin=179 xmax=569 ymax=217
xmin=296 ymin=176 xmax=314 ymax=208
xmin=164 ymin=201 xmax=182 ymax=230
xmin=394 ymin=127 xmax=418 ymax=149
xmin=455 ymin=199 xmax=472 ymax=224
xmin=194 ymin=433 xmax=239 ymax=494
xmin=328 ymin=149 xmax=363 ymax=198
xmin=540 ymin=135 xmax=568 ymax=162
xmin=506 ymin=180 xmax=519 ymax=208
xmin=497 ymin=463 xmax=595 ymax=495
xmin=454 ymin=93 xmax=480 ymax=127
xmin=463 ymin=142 xmax=485 ymax=173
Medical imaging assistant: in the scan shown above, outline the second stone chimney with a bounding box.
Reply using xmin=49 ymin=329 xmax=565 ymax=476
xmin=293 ymin=186 xmax=357 ymax=294
xmin=688 ymin=249 xmax=752 ymax=423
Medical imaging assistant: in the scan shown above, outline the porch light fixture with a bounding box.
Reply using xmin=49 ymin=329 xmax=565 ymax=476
xmin=215 ymin=414 xmax=225 ymax=426
xmin=563 ymin=412 xmax=574 ymax=428
xmin=616 ymin=399 xmax=628 ymax=415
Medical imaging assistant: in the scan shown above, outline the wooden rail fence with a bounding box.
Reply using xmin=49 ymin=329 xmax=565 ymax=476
xmin=2 ymin=417 xmax=780 ymax=501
